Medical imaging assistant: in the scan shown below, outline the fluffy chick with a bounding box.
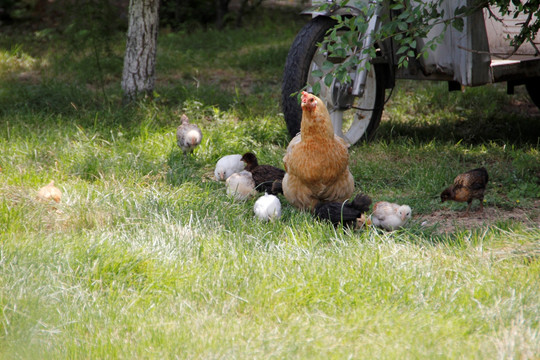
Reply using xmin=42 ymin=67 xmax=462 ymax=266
xmin=314 ymin=193 xmax=372 ymax=228
xmin=214 ymin=154 xmax=245 ymax=181
xmin=36 ymin=181 xmax=62 ymax=203
xmin=240 ymin=152 xmax=285 ymax=194
xmin=441 ymin=167 xmax=489 ymax=215
xmin=226 ymin=170 xmax=258 ymax=201
xmin=176 ymin=114 xmax=202 ymax=155
xmin=254 ymin=193 xmax=282 ymax=221
xmin=370 ymin=201 xmax=412 ymax=231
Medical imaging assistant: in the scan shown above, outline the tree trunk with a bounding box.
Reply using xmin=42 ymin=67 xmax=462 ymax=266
xmin=121 ymin=0 xmax=160 ymax=103
xmin=215 ymin=0 xmax=230 ymax=29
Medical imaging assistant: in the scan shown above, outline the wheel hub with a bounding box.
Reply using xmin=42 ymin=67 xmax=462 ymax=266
xmin=330 ymin=77 xmax=355 ymax=110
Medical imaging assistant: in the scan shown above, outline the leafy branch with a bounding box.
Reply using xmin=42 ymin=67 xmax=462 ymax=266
xmin=314 ymin=0 xmax=540 ymax=86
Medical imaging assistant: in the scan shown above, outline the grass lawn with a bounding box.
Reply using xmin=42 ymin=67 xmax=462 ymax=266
xmin=1 ymin=7 xmax=539 ymax=359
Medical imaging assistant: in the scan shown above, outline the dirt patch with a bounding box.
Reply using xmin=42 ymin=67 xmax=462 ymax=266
xmin=416 ymin=200 xmax=540 ymax=234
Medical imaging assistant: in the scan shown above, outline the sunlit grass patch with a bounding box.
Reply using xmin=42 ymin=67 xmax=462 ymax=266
xmin=0 ymin=7 xmax=539 ymax=359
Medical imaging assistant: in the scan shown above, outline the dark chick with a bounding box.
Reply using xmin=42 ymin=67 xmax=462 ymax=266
xmin=271 ymin=180 xmax=283 ymax=195
xmin=314 ymin=193 xmax=372 ymax=228
xmin=240 ymin=152 xmax=286 ymax=195
xmin=441 ymin=167 xmax=489 ymax=215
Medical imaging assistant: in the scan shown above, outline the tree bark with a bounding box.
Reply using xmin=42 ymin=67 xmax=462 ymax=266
xmin=121 ymin=0 xmax=160 ymax=103
xmin=216 ymin=0 xmax=230 ymax=29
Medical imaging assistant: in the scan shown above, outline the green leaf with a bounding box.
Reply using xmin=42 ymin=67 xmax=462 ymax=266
xmin=324 ymin=73 xmax=334 ymax=87
xmin=322 ymin=61 xmax=334 ymax=71
xmin=312 ymin=82 xmax=321 ymax=96
xmin=397 ymin=46 xmax=409 ymax=55
xmin=397 ymin=21 xmax=408 ymax=31
xmin=452 ymin=18 xmax=464 ymax=32
xmin=311 ymin=69 xmax=324 ymax=78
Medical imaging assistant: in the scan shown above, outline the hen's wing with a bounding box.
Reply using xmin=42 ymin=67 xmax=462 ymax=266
xmin=283 ymin=133 xmax=301 ymax=173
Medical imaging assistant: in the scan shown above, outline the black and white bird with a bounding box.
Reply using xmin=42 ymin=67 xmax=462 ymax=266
xmin=176 ymin=114 xmax=202 ymax=155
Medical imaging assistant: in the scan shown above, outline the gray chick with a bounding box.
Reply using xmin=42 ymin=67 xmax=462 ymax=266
xmin=176 ymin=114 xmax=202 ymax=155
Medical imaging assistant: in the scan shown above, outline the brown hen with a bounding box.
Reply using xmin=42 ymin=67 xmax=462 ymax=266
xmin=282 ymin=91 xmax=354 ymax=211
xmin=441 ymin=167 xmax=489 ymax=215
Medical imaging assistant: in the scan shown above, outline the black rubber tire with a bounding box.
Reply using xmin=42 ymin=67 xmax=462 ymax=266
xmin=281 ymin=16 xmax=386 ymax=142
xmin=525 ymin=78 xmax=540 ymax=110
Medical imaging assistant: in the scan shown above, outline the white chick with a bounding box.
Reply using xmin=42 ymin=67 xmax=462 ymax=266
xmin=226 ymin=170 xmax=257 ymax=201
xmin=214 ymin=154 xmax=245 ymax=181
xmin=254 ymin=193 xmax=281 ymax=221
xmin=370 ymin=201 xmax=412 ymax=231
xmin=36 ymin=180 xmax=62 ymax=203
xmin=176 ymin=114 xmax=202 ymax=155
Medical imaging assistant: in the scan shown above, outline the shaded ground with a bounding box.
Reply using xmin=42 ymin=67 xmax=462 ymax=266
xmin=416 ymin=200 xmax=540 ymax=234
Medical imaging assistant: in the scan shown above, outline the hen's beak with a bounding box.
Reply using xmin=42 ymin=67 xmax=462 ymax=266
xmin=301 ymin=93 xmax=317 ymax=112
xmin=301 ymin=91 xmax=309 ymax=106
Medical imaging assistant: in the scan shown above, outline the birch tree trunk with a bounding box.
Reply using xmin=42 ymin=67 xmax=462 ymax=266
xmin=121 ymin=0 xmax=160 ymax=103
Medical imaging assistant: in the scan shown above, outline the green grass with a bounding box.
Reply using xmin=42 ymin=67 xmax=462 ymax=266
xmin=1 ymin=8 xmax=539 ymax=359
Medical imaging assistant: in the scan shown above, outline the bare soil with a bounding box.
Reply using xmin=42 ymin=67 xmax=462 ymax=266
xmin=416 ymin=200 xmax=540 ymax=234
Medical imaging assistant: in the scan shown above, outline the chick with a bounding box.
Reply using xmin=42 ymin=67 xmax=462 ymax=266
xmin=370 ymin=201 xmax=412 ymax=231
xmin=36 ymin=181 xmax=62 ymax=203
xmin=176 ymin=114 xmax=202 ymax=155
xmin=226 ymin=170 xmax=258 ymax=201
xmin=271 ymin=180 xmax=283 ymax=195
xmin=314 ymin=193 xmax=372 ymax=228
xmin=240 ymin=152 xmax=285 ymax=194
xmin=254 ymin=193 xmax=282 ymax=221
xmin=440 ymin=167 xmax=489 ymax=215
xmin=214 ymin=154 xmax=245 ymax=181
